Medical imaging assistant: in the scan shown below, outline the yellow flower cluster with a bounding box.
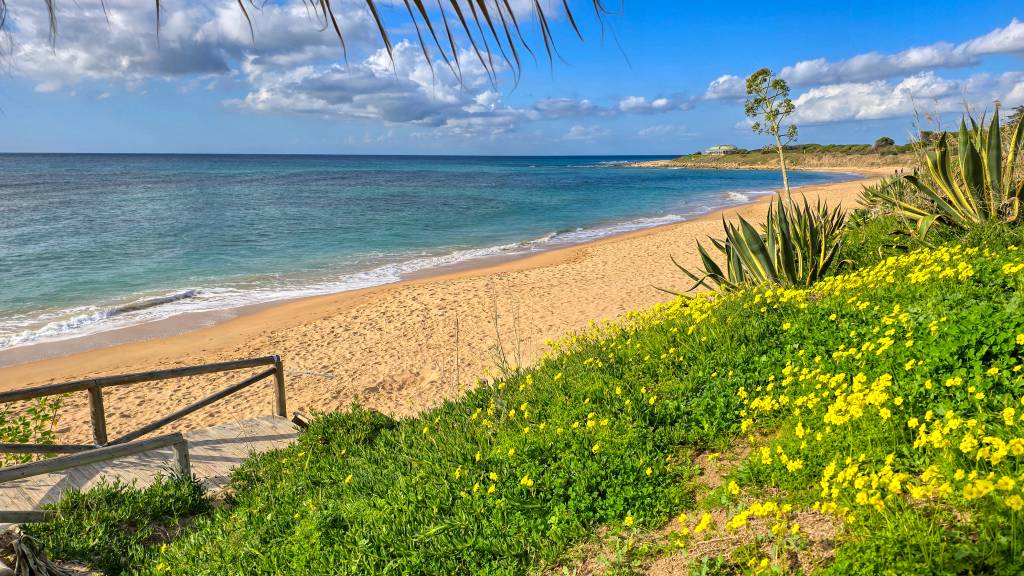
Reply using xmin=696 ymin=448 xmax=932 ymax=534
xmin=725 ymin=500 xmax=793 ymax=531
xmin=736 ymin=244 xmax=1024 ymax=523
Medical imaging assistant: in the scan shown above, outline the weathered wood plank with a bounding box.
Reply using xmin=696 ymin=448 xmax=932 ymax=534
xmin=88 ymin=387 xmax=108 ymax=446
xmin=0 ymin=356 xmax=279 ymax=402
xmin=0 ymin=434 xmax=186 ymax=484
xmin=109 ymin=368 xmax=278 ymax=445
xmin=273 ymin=356 xmax=287 ymax=418
xmin=0 ymin=417 xmax=297 ymax=520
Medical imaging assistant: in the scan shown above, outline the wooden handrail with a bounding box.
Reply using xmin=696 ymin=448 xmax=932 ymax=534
xmin=0 ymin=433 xmax=190 ymax=524
xmin=110 ymin=367 xmax=278 ymax=445
xmin=0 ymin=355 xmax=287 ymax=456
xmin=0 ymin=355 xmax=280 ymax=403
xmin=0 ymin=433 xmax=189 ymax=484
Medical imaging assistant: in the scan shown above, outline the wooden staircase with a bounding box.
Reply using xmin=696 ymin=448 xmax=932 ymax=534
xmin=0 ymin=356 xmax=300 ymax=524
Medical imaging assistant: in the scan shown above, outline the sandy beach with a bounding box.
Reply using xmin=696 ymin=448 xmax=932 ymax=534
xmin=1 ymin=168 xmax=894 ymax=444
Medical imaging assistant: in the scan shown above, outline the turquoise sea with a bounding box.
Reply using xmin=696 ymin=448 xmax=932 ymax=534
xmin=0 ymin=154 xmax=848 ymax=349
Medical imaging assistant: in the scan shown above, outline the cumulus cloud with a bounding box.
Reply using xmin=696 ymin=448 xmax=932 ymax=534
xmin=616 ymin=95 xmax=694 ymax=113
xmin=6 ymin=0 xmax=374 ymax=89
xmin=780 ymin=18 xmax=1024 ymax=87
xmin=706 ymin=18 xmax=1024 ymax=101
xmin=704 ymin=74 xmax=745 ymax=100
xmin=231 ymin=40 xmax=528 ymax=135
xmin=6 ymin=0 xmax=699 ymax=138
xmin=790 ymin=71 xmax=1024 ymax=124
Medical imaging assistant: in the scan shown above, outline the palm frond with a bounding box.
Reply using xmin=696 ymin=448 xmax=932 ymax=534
xmin=0 ymin=0 xmax=613 ymax=82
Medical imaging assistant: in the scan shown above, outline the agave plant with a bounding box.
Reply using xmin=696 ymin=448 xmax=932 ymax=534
xmin=877 ymin=110 xmax=1024 ymax=237
xmin=668 ymin=195 xmax=846 ymax=293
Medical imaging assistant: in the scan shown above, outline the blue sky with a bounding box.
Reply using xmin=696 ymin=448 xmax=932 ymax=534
xmin=1 ymin=0 xmax=1022 ymax=155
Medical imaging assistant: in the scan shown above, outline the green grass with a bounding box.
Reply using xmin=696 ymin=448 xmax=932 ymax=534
xmin=22 ymin=475 xmax=209 ymax=574
xmin=26 ymin=218 xmax=1024 ymax=575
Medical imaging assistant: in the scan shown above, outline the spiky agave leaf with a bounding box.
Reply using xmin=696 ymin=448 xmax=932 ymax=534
xmin=665 ymin=193 xmax=844 ymax=293
xmin=879 ymin=112 xmax=1024 ymax=235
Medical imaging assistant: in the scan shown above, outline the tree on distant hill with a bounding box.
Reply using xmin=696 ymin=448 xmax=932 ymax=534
xmin=0 ymin=1 xmax=613 ymax=82
xmin=874 ymin=136 xmax=895 ymax=149
xmin=744 ymin=68 xmax=798 ymax=196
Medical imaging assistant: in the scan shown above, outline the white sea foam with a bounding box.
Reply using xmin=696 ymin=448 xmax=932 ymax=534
xmin=0 ymin=194 xmax=761 ymax=350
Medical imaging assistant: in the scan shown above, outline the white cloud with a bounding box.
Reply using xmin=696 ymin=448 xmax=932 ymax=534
xmin=533 ymin=97 xmax=599 ymax=117
xmin=960 ymin=18 xmax=1024 ymax=57
xmin=230 ymin=40 xmax=535 ymax=137
xmin=616 ymin=95 xmax=693 ymax=113
xmin=707 ymin=18 xmax=1024 ymax=101
xmin=563 ymin=124 xmax=608 ymax=141
xmin=790 ymin=71 xmax=1024 ymax=124
xmin=780 ymin=18 xmax=1024 ymax=87
xmin=6 ymin=0 xmax=375 ymax=87
xmin=704 ymin=74 xmax=745 ymax=100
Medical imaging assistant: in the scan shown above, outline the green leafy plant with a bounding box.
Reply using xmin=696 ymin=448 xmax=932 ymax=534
xmin=670 ymin=195 xmax=845 ymax=292
xmin=1 ymin=396 xmax=65 ymax=465
xmin=22 ymin=475 xmax=210 ymax=575
xmin=876 ymin=110 xmax=1024 ymax=236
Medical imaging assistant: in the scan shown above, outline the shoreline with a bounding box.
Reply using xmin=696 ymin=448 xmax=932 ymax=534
xmin=0 ymin=169 xmax=859 ymax=369
xmin=1 ymin=169 xmax=892 ymax=444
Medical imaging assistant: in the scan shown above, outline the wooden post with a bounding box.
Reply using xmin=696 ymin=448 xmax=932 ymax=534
xmin=88 ymin=386 xmax=108 ymax=446
xmin=171 ymin=440 xmax=191 ymax=478
xmin=272 ymin=355 xmax=287 ymax=418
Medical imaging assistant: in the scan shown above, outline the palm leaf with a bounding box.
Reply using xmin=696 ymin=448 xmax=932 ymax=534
xmin=3 ymin=0 xmax=613 ymax=81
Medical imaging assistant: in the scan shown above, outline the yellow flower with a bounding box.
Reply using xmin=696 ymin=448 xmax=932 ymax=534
xmin=1017 ymin=334 xmax=1024 ymax=345
xmin=520 ymin=474 xmax=534 ymax=487
xmin=782 ymin=322 xmax=792 ymax=330
xmin=988 ymin=367 xmax=1001 ymax=376
xmin=646 ymin=467 xmax=653 ymax=476
xmin=623 ymin=515 xmax=634 ymax=527
xmin=727 ymin=481 xmax=740 ymax=496
xmin=907 ymin=417 xmax=920 ymax=429
xmin=693 ymin=512 xmax=713 ymax=534
xmin=344 ymin=474 xmax=353 ymax=484
xmin=508 ymin=448 xmax=516 ymax=458
xmin=592 ymin=443 xmax=601 ymax=454
xmin=1008 ymin=495 xmax=1024 ymax=511
xmin=487 ymin=484 xmax=496 ymax=494
xmin=475 ymin=451 xmax=482 ymax=462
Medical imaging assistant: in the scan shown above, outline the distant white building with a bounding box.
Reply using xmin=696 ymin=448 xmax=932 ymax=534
xmin=704 ymin=144 xmax=739 ymax=156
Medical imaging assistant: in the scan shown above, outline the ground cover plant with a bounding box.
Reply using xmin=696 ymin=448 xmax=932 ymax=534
xmin=21 ymin=475 xmax=208 ymax=574
xmin=23 ymin=222 xmax=1024 ymax=574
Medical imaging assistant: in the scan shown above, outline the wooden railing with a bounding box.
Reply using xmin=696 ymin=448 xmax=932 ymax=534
xmin=0 ymin=355 xmax=288 ymax=524
xmin=0 ymin=433 xmax=190 ymax=523
xmin=0 ymin=355 xmax=286 ymax=455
